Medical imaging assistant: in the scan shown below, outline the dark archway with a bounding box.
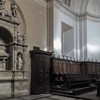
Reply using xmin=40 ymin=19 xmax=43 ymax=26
xmin=0 ymin=27 xmax=13 ymax=70
xmin=0 ymin=27 xmax=13 ymax=44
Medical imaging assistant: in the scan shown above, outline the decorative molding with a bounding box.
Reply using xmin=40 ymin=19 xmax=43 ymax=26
xmin=56 ymin=0 xmax=100 ymax=20
xmin=55 ymin=0 xmax=77 ymax=15
xmin=34 ymin=0 xmax=100 ymax=20
xmin=54 ymin=0 xmax=76 ymax=18
xmin=78 ymin=12 xmax=100 ymax=22
xmin=47 ymin=1 xmax=53 ymax=8
xmin=79 ymin=12 xmax=100 ymax=18
xmin=0 ymin=16 xmax=20 ymax=25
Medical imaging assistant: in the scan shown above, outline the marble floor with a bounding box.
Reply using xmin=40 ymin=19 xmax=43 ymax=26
xmin=4 ymin=94 xmax=83 ymax=100
xmin=77 ymin=90 xmax=100 ymax=100
xmin=4 ymin=91 xmax=100 ymax=100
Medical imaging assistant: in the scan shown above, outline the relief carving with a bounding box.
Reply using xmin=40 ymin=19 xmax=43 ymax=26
xmin=14 ymin=30 xmax=23 ymax=44
xmin=11 ymin=2 xmax=17 ymax=18
xmin=10 ymin=2 xmax=19 ymax=21
xmin=15 ymin=81 xmax=28 ymax=91
xmin=0 ymin=0 xmax=8 ymax=17
xmin=15 ymin=72 xmax=23 ymax=79
xmin=0 ymin=0 xmax=27 ymax=98
xmin=0 ymin=71 xmax=12 ymax=79
xmin=0 ymin=0 xmax=19 ymax=21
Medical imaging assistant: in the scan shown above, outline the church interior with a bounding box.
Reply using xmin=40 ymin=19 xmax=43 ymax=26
xmin=0 ymin=0 xmax=100 ymax=100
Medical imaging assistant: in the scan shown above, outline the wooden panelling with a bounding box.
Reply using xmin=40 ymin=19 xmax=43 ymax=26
xmin=30 ymin=50 xmax=52 ymax=94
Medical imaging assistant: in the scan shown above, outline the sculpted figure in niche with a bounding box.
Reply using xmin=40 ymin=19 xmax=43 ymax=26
xmin=11 ymin=2 xmax=17 ymax=18
xmin=16 ymin=53 xmax=23 ymax=70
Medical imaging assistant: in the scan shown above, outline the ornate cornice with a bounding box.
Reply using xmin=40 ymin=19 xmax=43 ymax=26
xmin=55 ymin=0 xmax=77 ymax=15
xmin=0 ymin=16 xmax=20 ymax=25
xmin=79 ymin=12 xmax=100 ymax=18
xmin=55 ymin=0 xmax=100 ymax=20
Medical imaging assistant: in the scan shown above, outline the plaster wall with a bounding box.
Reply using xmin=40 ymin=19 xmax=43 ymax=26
xmin=53 ymin=1 xmax=78 ymax=58
xmin=87 ymin=16 xmax=100 ymax=61
xmin=62 ymin=28 xmax=74 ymax=58
xmin=16 ymin=0 xmax=47 ymax=51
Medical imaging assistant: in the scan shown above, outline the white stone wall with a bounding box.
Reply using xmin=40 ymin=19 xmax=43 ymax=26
xmin=87 ymin=16 xmax=100 ymax=61
xmin=53 ymin=0 xmax=78 ymax=58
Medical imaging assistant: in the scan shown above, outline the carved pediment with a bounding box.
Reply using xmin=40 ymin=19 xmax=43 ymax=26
xmin=0 ymin=0 xmax=20 ymax=25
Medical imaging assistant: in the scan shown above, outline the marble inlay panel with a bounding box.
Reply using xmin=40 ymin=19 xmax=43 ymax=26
xmin=0 ymin=82 xmax=11 ymax=95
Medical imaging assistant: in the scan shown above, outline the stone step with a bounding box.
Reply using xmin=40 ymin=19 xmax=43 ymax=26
xmin=50 ymin=84 xmax=96 ymax=95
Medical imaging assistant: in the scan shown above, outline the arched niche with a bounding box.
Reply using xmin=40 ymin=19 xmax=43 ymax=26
xmin=0 ymin=27 xmax=13 ymax=70
xmin=0 ymin=27 xmax=13 ymax=44
xmin=16 ymin=52 xmax=23 ymax=70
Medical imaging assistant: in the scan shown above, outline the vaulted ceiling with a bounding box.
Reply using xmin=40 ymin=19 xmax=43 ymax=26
xmin=41 ymin=0 xmax=100 ymax=16
xmin=70 ymin=0 xmax=100 ymax=16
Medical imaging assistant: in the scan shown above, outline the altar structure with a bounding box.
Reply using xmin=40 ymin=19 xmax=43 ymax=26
xmin=0 ymin=0 xmax=28 ymax=99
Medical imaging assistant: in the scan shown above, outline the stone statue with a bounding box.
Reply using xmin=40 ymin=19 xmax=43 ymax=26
xmin=0 ymin=0 xmax=8 ymax=17
xmin=11 ymin=2 xmax=17 ymax=18
xmin=16 ymin=53 xmax=23 ymax=70
xmin=14 ymin=30 xmax=18 ymax=42
xmin=17 ymin=31 xmax=22 ymax=43
xmin=23 ymin=34 xmax=27 ymax=44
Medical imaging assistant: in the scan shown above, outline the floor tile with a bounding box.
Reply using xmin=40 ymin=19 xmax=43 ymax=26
xmin=37 ymin=98 xmax=53 ymax=100
xmin=50 ymin=95 xmax=76 ymax=100
xmin=5 ymin=98 xmax=22 ymax=100
xmin=77 ymin=90 xmax=100 ymax=100
xmin=20 ymin=94 xmax=52 ymax=100
xmin=4 ymin=91 xmax=100 ymax=100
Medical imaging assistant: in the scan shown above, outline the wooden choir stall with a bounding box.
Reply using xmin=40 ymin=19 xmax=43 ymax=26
xmin=30 ymin=48 xmax=100 ymax=95
xmin=50 ymin=57 xmax=100 ymax=95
